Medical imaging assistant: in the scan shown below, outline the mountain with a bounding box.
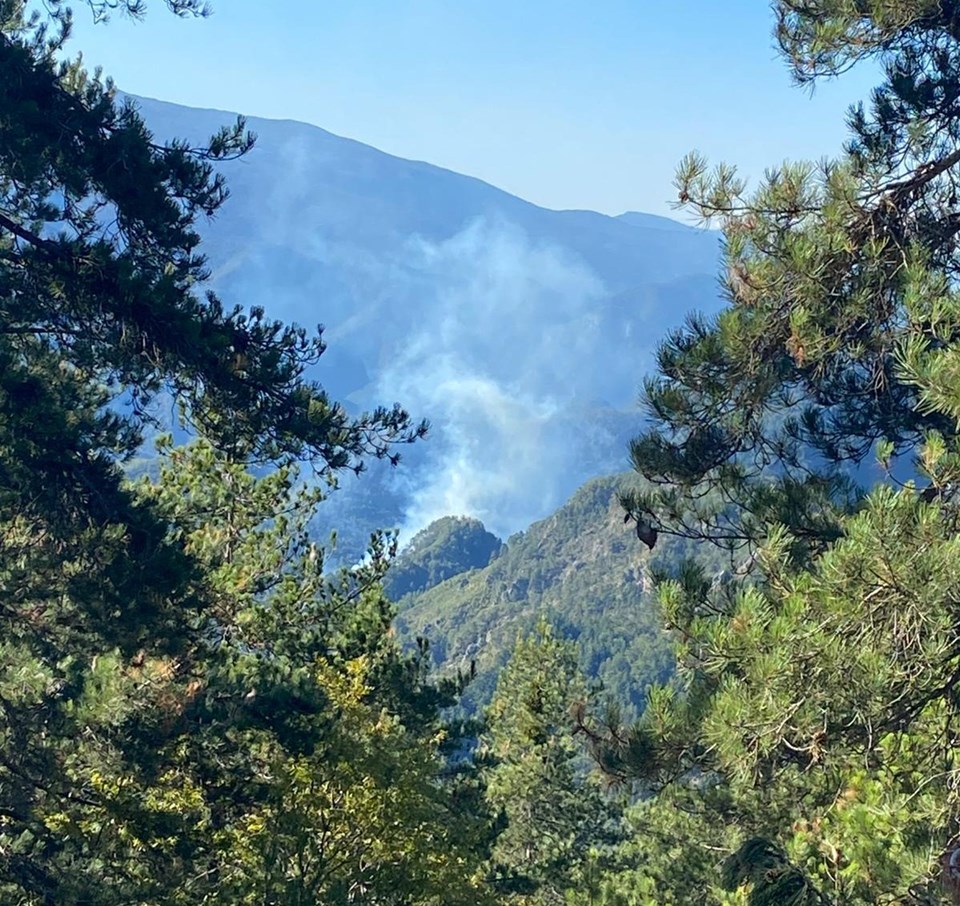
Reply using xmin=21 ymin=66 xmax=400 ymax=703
xmin=129 ymin=95 xmax=724 ymax=556
xmin=384 ymin=517 xmax=504 ymax=600
xmin=391 ymin=474 xmax=725 ymax=716
xmin=615 ymin=210 xmax=704 ymax=232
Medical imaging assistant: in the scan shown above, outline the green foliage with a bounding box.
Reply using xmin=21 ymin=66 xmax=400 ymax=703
xmin=483 ymin=621 xmax=621 ymax=905
xmin=385 ymin=516 xmax=503 ymax=600
xmin=0 ymin=3 xmax=488 ymax=902
xmin=601 ymin=2 xmax=960 ymax=904
xmin=720 ymin=838 xmax=827 ymax=906
xmin=594 ymin=787 xmax=729 ymax=906
xmin=0 ymin=0 xmax=424 ymax=471
xmin=1 ymin=435 xmax=495 ymax=904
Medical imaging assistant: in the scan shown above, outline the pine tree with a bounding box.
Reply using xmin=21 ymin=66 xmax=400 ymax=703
xmin=623 ymin=2 xmax=960 ymax=562
xmin=483 ymin=620 xmax=620 ymax=905
xmin=597 ymin=2 xmax=960 ymax=903
xmin=0 ymin=1 xmax=430 ymax=900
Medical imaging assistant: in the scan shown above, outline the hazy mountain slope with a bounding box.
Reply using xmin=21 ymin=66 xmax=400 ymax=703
xmin=132 ymin=96 xmax=717 ymax=292
xmin=392 ymin=474 xmax=721 ymax=715
xmin=130 ymin=95 xmax=724 ymax=554
xmin=615 ymin=210 xmax=703 ymax=232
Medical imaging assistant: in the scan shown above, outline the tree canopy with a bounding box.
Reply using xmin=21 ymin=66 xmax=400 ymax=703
xmin=14 ymin=0 xmax=960 ymax=903
xmin=605 ymin=2 xmax=960 ymax=903
xmin=0 ymin=2 xmax=458 ymax=902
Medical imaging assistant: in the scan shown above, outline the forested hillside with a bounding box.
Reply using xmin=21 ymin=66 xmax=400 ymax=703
xmin=392 ymin=475 xmax=711 ymax=715
xmin=383 ymin=515 xmax=505 ymax=600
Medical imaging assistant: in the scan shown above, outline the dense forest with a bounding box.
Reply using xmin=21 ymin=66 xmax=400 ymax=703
xmin=5 ymin=0 xmax=960 ymax=904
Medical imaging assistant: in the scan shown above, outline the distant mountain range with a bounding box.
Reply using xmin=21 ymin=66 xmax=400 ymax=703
xmin=130 ymin=95 xmax=724 ymax=557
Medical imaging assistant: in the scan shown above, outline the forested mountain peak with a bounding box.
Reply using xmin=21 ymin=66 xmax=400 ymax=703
xmin=384 ymin=515 xmax=504 ymax=600
xmin=393 ymin=474 xmax=696 ymax=715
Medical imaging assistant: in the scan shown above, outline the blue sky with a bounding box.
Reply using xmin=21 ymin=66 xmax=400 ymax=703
xmin=69 ymin=1 xmax=880 ymax=216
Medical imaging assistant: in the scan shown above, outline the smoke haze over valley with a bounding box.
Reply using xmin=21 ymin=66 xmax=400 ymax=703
xmin=133 ymin=95 xmax=723 ymax=549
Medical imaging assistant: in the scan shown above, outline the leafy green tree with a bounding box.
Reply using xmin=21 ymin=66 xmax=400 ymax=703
xmin=595 ymin=2 xmax=960 ymax=903
xmin=146 ymin=440 xmax=494 ymax=905
xmin=594 ymin=786 xmax=728 ymax=906
xmin=1 ymin=430 xmax=495 ymax=904
xmin=483 ymin=620 xmax=620 ymax=905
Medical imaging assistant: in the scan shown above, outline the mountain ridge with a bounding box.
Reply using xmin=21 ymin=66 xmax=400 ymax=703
xmin=128 ymin=93 xmax=725 ymax=553
xmin=129 ymin=93 xmax=711 ymax=234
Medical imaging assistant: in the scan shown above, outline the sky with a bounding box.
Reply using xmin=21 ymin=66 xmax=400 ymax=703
xmin=67 ymin=1 xmax=881 ymax=217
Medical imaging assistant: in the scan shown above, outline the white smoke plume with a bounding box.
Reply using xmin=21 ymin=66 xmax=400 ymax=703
xmin=374 ymin=217 xmax=638 ymax=541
